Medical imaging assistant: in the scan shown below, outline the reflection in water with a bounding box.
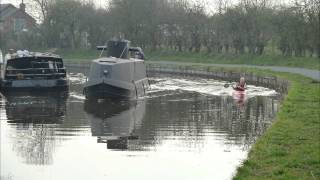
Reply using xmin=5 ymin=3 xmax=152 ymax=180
xmin=4 ymin=92 xmax=67 ymax=165
xmin=84 ymin=99 xmax=145 ymax=150
xmin=140 ymin=92 xmax=277 ymax=152
xmin=0 ymin=73 xmax=280 ymax=180
xmin=232 ymin=91 xmax=246 ymax=111
xmin=5 ymin=92 xmax=67 ymax=124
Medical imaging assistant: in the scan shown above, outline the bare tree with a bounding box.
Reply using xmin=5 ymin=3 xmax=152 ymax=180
xmin=16 ymin=0 xmax=319 ymax=58
xmin=30 ymin=0 xmax=53 ymax=21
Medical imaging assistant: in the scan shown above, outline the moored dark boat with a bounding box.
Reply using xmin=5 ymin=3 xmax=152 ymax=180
xmin=0 ymin=50 xmax=68 ymax=94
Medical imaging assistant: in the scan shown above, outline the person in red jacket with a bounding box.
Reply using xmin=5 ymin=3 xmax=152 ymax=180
xmin=234 ymin=77 xmax=246 ymax=91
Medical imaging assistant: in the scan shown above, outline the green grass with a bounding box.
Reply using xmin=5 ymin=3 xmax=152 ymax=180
xmin=233 ymin=72 xmax=320 ymax=180
xmin=163 ymin=64 xmax=320 ymax=179
xmin=56 ymin=49 xmax=98 ymax=60
xmin=57 ymin=48 xmax=320 ymax=70
xmin=190 ymin=65 xmax=320 ymax=179
xmin=146 ymin=62 xmax=320 ymax=179
xmin=146 ymin=50 xmax=320 ymax=70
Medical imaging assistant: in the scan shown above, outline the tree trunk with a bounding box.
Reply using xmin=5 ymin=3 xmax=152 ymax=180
xmin=225 ymin=44 xmax=229 ymax=53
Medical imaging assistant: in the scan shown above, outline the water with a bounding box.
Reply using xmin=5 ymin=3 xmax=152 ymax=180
xmin=0 ymin=72 xmax=280 ymax=180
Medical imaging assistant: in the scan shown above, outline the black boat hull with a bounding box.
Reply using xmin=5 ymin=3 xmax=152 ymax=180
xmin=0 ymin=80 xmax=68 ymax=96
xmin=0 ymin=86 xmax=69 ymax=97
xmin=0 ymin=79 xmax=68 ymax=92
xmin=84 ymin=83 xmax=132 ymax=99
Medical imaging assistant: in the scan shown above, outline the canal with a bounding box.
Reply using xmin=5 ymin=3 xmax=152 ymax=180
xmin=0 ymin=71 xmax=280 ymax=180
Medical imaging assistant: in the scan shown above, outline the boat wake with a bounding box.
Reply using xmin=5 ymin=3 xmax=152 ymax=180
xmin=68 ymin=73 xmax=87 ymax=84
xmin=66 ymin=73 xmax=279 ymax=100
xmin=149 ymin=77 xmax=278 ymax=98
xmin=69 ymin=92 xmax=86 ymax=101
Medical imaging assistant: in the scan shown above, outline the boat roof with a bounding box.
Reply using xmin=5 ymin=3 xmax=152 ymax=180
xmin=7 ymin=52 xmax=61 ymax=61
xmin=93 ymin=57 xmax=144 ymax=65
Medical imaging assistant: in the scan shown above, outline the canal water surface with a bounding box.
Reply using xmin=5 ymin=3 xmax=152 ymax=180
xmin=0 ymin=72 xmax=280 ymax=180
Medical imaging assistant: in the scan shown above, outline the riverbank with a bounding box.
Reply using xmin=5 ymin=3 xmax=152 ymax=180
xmin=147 ymin=61 xmax=320 ymax=81
xmin=148 ymin=63 xmax=320 ymax=179
xmin=233 ymin=69 xmax=320 ymax=179
xmin=162 ymin=63 xmax=319 ymax=179
xmin=59 ymin=49 xmax=320 ymax=70
xmin=147 ymin=51 xmax=320 ymax=71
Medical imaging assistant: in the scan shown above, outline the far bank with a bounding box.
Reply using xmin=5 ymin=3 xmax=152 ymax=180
xmin=55 ymin=49 xmax=320 ymax=70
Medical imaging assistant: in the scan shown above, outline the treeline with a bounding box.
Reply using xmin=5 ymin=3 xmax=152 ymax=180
xmin=2 ymin=0 xmax=320 ymax=57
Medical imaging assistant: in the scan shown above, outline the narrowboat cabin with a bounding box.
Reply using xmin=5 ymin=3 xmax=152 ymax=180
xmin=0 ymin=50 xmax=68 ymax=93
xmin=83 ymin=40 xmax=149 ymax=99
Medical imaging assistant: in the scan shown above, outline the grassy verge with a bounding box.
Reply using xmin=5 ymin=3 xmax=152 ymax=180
xmin=57 ymin=49 xmax=320 ymax=70
xmin=150 ymin=63 xmax=320 ymax=179
xmin=171 ymin=64 xmax=320 ymax=179
xmin=56 ymin=49 xmax=98 ymax=60
xmin=147 ymin=51 xmax=320 ymax=70
xmin=218 ymin=68 xmax=320 ymax=179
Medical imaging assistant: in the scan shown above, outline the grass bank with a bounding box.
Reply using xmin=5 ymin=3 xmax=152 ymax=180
xmin=57 ymin=49 xmax=320 ymax=70
xmin=234 ymin=78 xmax=319 ymax=179
xmin=56 ymin=49 xmax=98 ymax=60
xmin=215 ymin=68 xmax=320 ymax=179
xmin=147 ymin=51 xmax=320 ymax=70
xmin=174 ymin=65 xmax=320 ymax=179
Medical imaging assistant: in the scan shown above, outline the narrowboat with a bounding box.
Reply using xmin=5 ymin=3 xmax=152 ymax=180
xmin=0 ymin=50 xmax=68 ymax=93
xmin=83 ymin=40 xmax=149 ymax=99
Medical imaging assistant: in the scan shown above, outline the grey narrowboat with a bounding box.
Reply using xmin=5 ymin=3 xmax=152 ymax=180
xmin=0 ymin=50 xmax=68 ymax=93
xmin=83 ymin=40 xmax=149 ymax=99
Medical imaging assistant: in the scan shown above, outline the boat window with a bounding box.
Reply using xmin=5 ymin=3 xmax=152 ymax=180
xmin=32 ymin=61 xmax=49 ymax=69
xmin=6 ymin=57 xmax=63 ymax=70
xmin=6 ymin=58 xmax=31 ymax=69
xmin=6 ymin=65 xmax=15 ymax=70
xmin=4 ymin=56 xmax=66 ymax=79
xmin=99 ymin=60 xmax=116 ymax=63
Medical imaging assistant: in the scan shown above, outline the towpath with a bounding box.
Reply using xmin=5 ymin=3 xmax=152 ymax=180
xmin=147 ymin=61 xmax=320 ymax=81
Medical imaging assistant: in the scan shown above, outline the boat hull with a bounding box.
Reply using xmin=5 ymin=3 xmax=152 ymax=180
xmin=0 ymin=79 xmax=68 ymax=94
xmin=84 ymin=83 xmax=132 ymax=99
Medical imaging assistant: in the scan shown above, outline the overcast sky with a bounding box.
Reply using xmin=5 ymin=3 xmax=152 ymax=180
xmin=1 ymin=0 xmax=293 ymax=8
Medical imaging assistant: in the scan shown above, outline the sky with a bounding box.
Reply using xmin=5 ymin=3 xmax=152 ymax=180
xmin=1 ymin=0 xmax=107 ymax=8
xmin=1 ymin=0 xmax=293 ymax=9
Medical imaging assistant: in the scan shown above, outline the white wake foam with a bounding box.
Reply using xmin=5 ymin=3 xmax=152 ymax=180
xmin=149 ymin=77 xmax=278 ymax=98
